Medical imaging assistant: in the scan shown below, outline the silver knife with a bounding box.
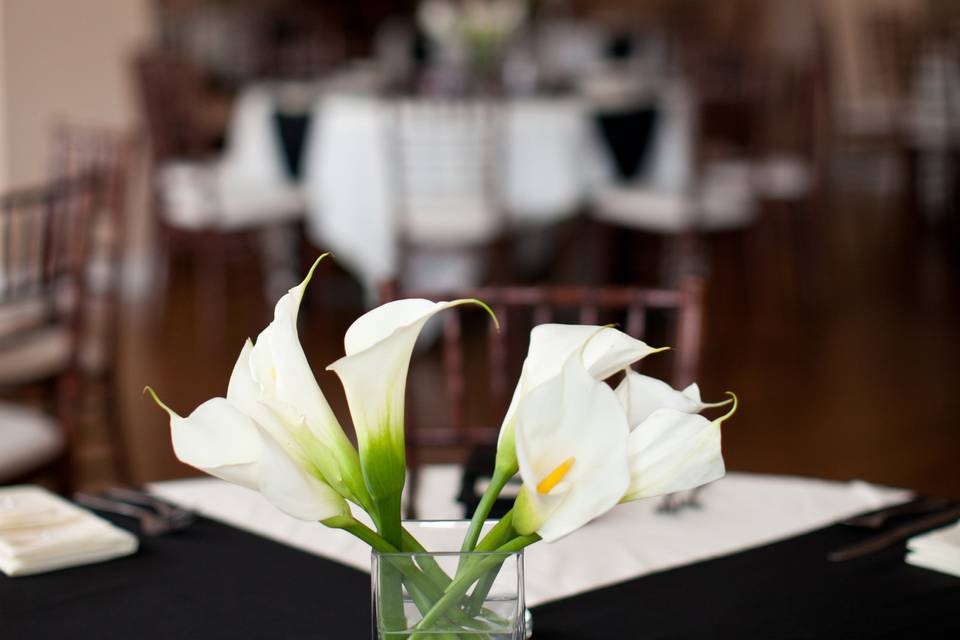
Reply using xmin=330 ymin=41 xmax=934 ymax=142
xmin=839 ymin=496 xmax=951 ymax=529
xmin=828 ymin=503 xmax=960 ymax=562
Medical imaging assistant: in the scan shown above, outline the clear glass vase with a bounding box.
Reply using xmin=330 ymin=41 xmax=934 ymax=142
xmin=371 ymin=521 xmax=527 ymax=639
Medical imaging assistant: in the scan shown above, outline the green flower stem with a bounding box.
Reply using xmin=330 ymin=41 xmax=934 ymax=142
xmin=375 ymin=493 xmax=403 ymax=548
xmin=467 ymin=512 xmax=517 ymax=616
xmin=400 ymin=528 xmax=451 ymax=590
xmin=404 ymin=580 xmax=464 ymax=640
xmin=410 ymin=534 xmax=540 ymax=639
xmin=333 ymin=519 xmax=494 ymax=638
xmin=339 ymin=519 xmax=396 ymax=553
xmin=329 ymin=518 xmax=405 ymax=632
xmin=369 ymin=496 xmax=406 ymax=634
xmin=460 ymin=467 xmax=513 ymax=554
xmin=474 ymin=510 xmax=515 ymax=552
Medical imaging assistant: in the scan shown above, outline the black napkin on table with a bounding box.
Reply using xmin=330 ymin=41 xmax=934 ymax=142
xmin=458 ymin=445 xmax=515 ymax=519
xmin=272 ymin=111 xmax=312 ymax=180
xmin=594 ymin=106 xmax=658 ymax=182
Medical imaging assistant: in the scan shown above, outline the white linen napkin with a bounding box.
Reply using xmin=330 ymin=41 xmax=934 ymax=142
xmin=906 ymin=519 xmax=960 ymax=578
xmin=0 ymin=486 xmax=138 ymax=577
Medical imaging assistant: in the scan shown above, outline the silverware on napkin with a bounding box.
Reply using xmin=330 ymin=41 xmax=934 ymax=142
xmin=828 ymin=503 xmax=960 ymax=562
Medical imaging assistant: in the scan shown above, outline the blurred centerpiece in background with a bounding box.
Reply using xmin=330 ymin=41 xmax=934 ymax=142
xmin=417 ymin=0 xmax=528 ymax=94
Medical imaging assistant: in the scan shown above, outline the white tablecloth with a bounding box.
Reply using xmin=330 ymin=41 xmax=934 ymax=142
xmin=151 ymin=469 xmax=908 ymax=607
xmin=220 ymin=84 xmax=695 ymax=299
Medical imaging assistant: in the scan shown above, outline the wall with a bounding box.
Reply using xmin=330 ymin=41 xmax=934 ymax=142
xmin=0 ymin=0 xmax=153 ymax=188
xmin=0 ymin=0 xmax=155 ymax=294
xmin=0 ymin=4 xmax=8 ymax=191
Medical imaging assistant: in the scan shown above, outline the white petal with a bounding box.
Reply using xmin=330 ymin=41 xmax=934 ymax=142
xmin=522 ymin=324 xmax=659 ymax=390
xmin=255 ymin=427 xmax=349 ymax=521
xmin=249 ymin=267 xmax=344 ymax=452
xmin=614 ymin=371 xmax=716 ymax=428
xmin=497 ymin=325 xmax=662 ymax=466
xmin=682 ymin=383 xmax=703 ymax=404
xmin=155 ymin=390 xmax=347 ymax=521
xmin=166 ymin=397 xmax=262 ymax=490
xmin=342 ymin=299 xmax=444 ymax=355
xmin=246 ymin=259 xmax=365 ymax=504
xmin=328 ymin=298 xmax=485 ymax=498
xmin=329 ymin=299 xmax=455 ymax=446
xmin=513 ymin=351 xmax=630 ymax=542
xmin=228 ymin=340 xmax=300 ymax=455
xmin=622 ymin=402 xmax=735 ymax=502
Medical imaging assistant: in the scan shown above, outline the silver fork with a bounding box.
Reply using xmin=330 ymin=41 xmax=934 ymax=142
xmin=657 ymin=487 xmax=704 ymax=514
xmin=74 ymin=493 xmax=192 ymax=536
xmin=104 ymin=487 xmax=195 ymax=527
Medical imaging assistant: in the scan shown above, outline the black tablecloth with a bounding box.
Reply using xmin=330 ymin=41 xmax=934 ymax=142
xmin=2 ymin=509 xmax=957 ymax=639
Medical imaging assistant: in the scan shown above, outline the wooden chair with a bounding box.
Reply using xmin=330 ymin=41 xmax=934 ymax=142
xmin=131 ymin=49 xmax=224 ymax=162
xmin=132 ymin=49 xmax=304 ymax=335
xmin=390 ymin=99 xmax=508 ymax=293
xmin=0 ymin=175 xmax=100 ymax=492
xmin=381 ymin=278 xmax=706 ymax=517
xmin=48 ymin=124 xmax=141 ymax=483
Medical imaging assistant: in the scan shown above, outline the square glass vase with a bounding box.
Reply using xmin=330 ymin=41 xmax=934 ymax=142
xmin=371 ymin=520 xmax=526 ymax=639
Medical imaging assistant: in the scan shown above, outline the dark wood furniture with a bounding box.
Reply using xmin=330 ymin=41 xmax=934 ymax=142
xmin=0 ymin=175 xmax=101 ymax=492
xmin=48 ymin=124 xmax=141 ymax=483
xmin=131 ymin=49 xmax=303 ymax=338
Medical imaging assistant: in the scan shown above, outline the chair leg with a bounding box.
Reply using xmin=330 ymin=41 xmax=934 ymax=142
xmin=405 ymin=456 xmax=421 ymax=521
xmin=54 ymin=373 xmax=81 ymax=495
xmin=151 ymin=223 xmax=173 ymax=323
xmin=99 ymin=371 xmax=133 ymax=484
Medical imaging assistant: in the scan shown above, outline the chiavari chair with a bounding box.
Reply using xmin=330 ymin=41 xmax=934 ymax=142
xmin=390 ymin=99 xmax=508 ymax=293
xmin=0 ymin=175 xmax=100 ymax=492
xmin=49 ymin=124 xmax=141 ymax=483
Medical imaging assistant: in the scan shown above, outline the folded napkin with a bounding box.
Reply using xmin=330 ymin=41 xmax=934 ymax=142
xmin=0 ymin=486 xmax=138 ymax=577
xmin=906 ymin=519 xmax=960 ymax=578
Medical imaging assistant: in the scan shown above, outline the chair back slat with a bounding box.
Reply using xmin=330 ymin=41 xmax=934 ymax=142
xmin=533 ymin=303 xmax=551 ymax=326
xmin=578 ymin=302 xmax=599 ymax=325
xmin=626 ymin=303 xmax=646 ymax=340
xmin=50 ymin=124 xmax=138 ymax=238
xmin=487 ymin=302 xmax=510 ymax=423
xmin=0 ymin=176 xmax=99 ymax=340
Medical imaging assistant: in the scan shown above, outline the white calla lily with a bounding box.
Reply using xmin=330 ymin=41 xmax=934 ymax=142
xmin=243 ymin=256 xmax=368 ymax=509
xmin=327 ymin=298 xmax=495 ymax=531
xmin=621 ymin=393 xmax=737 ymax=503
xmin=614 ymin=370 xmax=733 ymax=427
xmin=512 ymin=349 xmax=631 ymax=542
xmin=146 ymin=386 xmax=349 ymax=523
xmin=496 ymin=324 xmax=665 ymax=474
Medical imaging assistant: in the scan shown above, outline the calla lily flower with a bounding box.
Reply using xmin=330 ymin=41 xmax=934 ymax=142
xmin=327 ymin=299 xmax=495 ymax=512
xmin=615 ymin=369 xmax=737 ymax=503
xmin=495 ymin=324 xmax=665 ymax=475
xmin=620 ymin=402 xmax=735 ymax=503
xmin=146 ymin=367 xmax=349 ymax=523
xmin=511 ymin=348 xmax=631 ymax=542
xmin=242 ymin=256 xmax=369 ymax=509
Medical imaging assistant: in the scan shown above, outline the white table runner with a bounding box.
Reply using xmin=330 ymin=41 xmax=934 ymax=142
xmin=151 ymin=468 xmax=908 ymax=606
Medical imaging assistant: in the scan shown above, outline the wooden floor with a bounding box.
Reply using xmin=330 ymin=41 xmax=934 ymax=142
xmin=74 ymin=170 xmax=960 ymax=499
